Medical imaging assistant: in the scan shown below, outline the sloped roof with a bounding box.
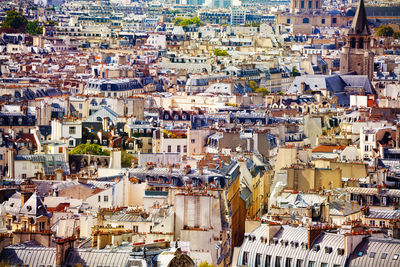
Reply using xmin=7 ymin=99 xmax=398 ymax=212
xmin=312 ymin=145 xmax=346 ymax=153
xmin=0 ymin=245 xmax=56 ymax=266
xmin=3 ymin=192 xmax=49 ymax=218
xmin=329 ymin=201 xmax=361 ymax=216
xmin=349 ymin=0 xmax=371 ymax=35
xmin=347 ymin=237 xmax=400 ymax=267
xmin=85 ymin=106 xmax=119 ymax=123
xmin=0 ymin=246 xmax=132 ymax=267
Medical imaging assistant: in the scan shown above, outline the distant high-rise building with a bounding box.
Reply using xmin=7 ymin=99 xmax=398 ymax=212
xmin=212 ymin=0 xmax=232 ymax=8
xmin=231 ymin=7 xmax=246 ymax=25
xmin=340 ymin=0 xmax=375 ymax=80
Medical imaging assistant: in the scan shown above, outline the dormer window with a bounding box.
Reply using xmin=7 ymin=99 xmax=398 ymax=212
xmin=313 ymin=245 xmax=320 ymax=252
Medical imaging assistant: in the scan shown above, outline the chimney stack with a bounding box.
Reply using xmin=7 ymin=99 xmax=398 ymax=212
xmin=184 ymin=165 xmax=191 ymax=175
xmin=389 ymin=220 xmax=400 ymax=239
xmin=20 ymin=179 xmax=37 ymax=206
xmin=301 ymin=82 xmax=307 ymax=92
xmin=307 ymin=226 xmax=322 ymax=250
xmin=361 ymin=206 xmax=370 ymax=216
xmin=266 ymin=223 xmax=281 ymax=244
xmin=344 ymin=232 xmax=368 ymax=257
xmin=7 ymin=149 xmax=16 ymax=179
xmin=56 ymin=236 xmax=76 ymax=266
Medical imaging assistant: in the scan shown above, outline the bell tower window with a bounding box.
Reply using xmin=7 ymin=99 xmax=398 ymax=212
xmin=359 ymin=38 xmax=364 ymax=48
xmin=351 ymin=38 xmax=356 ymax=48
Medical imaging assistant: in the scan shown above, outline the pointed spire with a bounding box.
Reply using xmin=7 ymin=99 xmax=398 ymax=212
xmin=349 ymin=0 xmax=371 ymax=35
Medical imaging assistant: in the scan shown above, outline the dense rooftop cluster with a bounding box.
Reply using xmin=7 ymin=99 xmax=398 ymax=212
xmin=0 ymin=0 xmax=399 ymax=266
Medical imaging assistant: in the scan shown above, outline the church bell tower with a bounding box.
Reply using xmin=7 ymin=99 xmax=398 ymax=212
xmin=340 ymin=0 xmax=374 ymax=80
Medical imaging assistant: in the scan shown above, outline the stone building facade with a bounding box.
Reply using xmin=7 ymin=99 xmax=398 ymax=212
xmin=340 ymin=0 xmax=375 ymax=80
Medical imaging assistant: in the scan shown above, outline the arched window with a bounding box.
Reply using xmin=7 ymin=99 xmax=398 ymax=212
xmin=303 ymin=18 xmax=310 ymax=24
xmin=359 ymin=38 xmax=364 ymax=49
xmin=351 ymin=38 xmax=356 ymax=48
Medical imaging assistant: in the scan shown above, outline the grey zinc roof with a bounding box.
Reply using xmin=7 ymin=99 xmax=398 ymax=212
xmin=85 ymin=106 xmax=119 ymax=123
xmin=365 ymin=209 xmax=400 ymax=220
xmin=348 ymin=237 xmax=400 ymax=267
xmin=306 ymin=232 xmax=346 ymax=266
xmin=340 ymin=75 xmax=374 ymax=94
xmin=0 ymin=246 xmax=132 ymax=267
xmin=286 ymin=74 xmax=374 ymax=105
xmin=237 ymin=225 xmax=347 ymax=267
xmin=0 ymin=246 xmax=56 ymax=267
xmin=106 ymin=213 xmax=152 ymax=222
xmin=15 ymin=154 xmax=70 ymax=175
xmin=64 ymin=248 xmax=131 ymax=267
xmin=3 ymin=192 xmax=48 ymax=218
xmin=329 ymin=201 xmax=361 ymax=216
xmin=347 ymin=187 xmax=400 ymax=197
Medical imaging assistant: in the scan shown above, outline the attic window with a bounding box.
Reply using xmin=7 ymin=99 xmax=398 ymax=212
xmin=381 ymin=253 xmax=387 ymax=259
xmin=369 ymin=252 xmax=376 ymax=258
xmin=26 ymin=205 xmax=32 ymax=211
xmin=325 ymin=247 xmax=332 ymax=254
xmin=313 ymin=245 xmax=320 ymax=252
xmin=337 ymin=248 xmax=344 ymax=256
xmin=358 ymin=251 xmax=363 ymax=257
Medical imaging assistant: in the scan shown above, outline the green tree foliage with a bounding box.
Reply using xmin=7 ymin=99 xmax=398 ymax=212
xmin=279 ymin=91 xmax=285 ymax=96
xmin=249 ymin=80 xmax=258 ymax=91
xmin=213 ymin=48 xmax=229 ymax=57
xmin=69 ymin=143 xmax=110 ymax=156
xmin=170 ymin=10 xmax=180 ymax=15
xmin=292 ymin=66 xmax=300 ymax=77
xmin=26 ymin=20 xmax=43 ymax=35
xmin=198 ymin=261 xmax=215 ymax=267
xmin=2 ymin=10 xmax=27 ymax=31
xmin=376 ymin=25 xmax=394 ymax=37
xmin=174 ymin=17 xmax=202 ymax=27
xmin=255 ymin=86 xmax=270 ymax=96
xmin=121 ymin=150 xmax=133 ymax=168
xmin=46 ymin=20 xmax=59 ymax=26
